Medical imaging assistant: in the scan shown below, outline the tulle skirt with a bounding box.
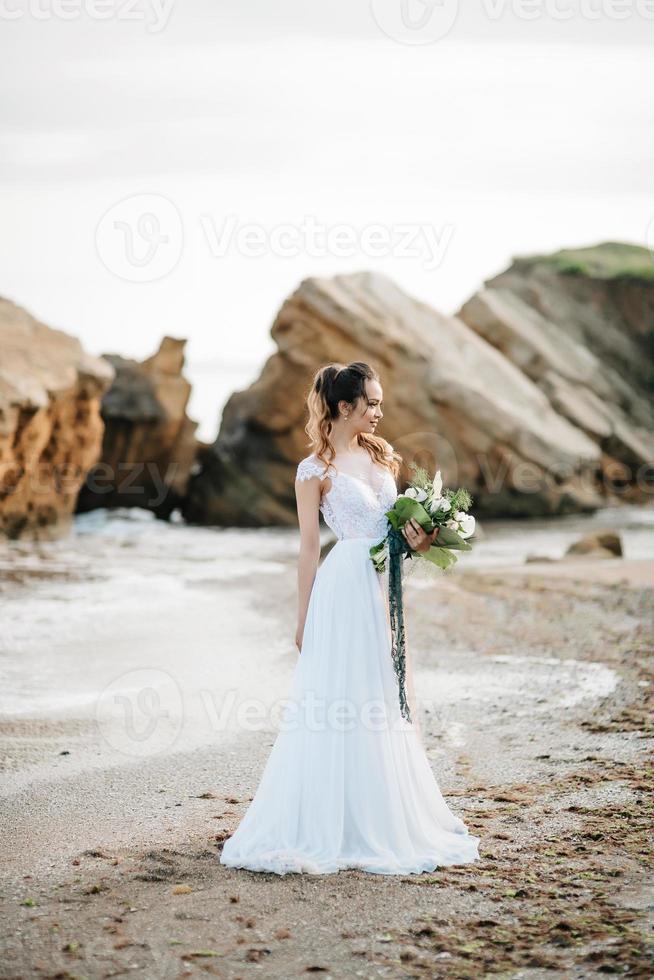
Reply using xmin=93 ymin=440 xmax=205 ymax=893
xmin=219 ymin=535 xmax=481 ymax=876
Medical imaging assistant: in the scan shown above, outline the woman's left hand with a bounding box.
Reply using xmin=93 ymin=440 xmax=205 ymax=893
xmin=401 ymin=518 xmax=439 ymax=553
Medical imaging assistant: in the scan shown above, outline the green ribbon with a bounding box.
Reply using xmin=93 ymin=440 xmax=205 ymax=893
xmin=387 ymin=527 xmax=412 ymax=723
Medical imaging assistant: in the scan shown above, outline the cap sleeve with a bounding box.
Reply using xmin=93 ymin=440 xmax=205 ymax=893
xmin=295 ymin=455 xmax=327 ymax=482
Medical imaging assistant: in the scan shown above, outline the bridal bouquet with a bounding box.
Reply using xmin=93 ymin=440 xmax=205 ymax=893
xmin=369 ymin=464 xmax=476 ymax=724
xmin=369 ymin=464 xmax=475 ymax=574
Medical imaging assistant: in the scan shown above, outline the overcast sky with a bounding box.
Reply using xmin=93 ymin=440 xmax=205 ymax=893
xmin=1 ymin=2 xmax=652 ymax=438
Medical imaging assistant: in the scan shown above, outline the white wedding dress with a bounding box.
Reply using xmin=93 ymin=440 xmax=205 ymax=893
xmin=219 ymin=449 xmax=481 ymax=876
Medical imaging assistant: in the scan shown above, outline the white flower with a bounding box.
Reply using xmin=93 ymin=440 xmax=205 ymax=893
xmin=447 ymin=510 xmax=475 ymax=539
xmin=432 ymin=469 xmax=443 ymax=498
xmin=404 ymin=486 xmax=427 ymax=502
xmin=427 ymin=495 xmax=450 ymax=515
xmin=458 ymin=513 xmax=476 ymax=539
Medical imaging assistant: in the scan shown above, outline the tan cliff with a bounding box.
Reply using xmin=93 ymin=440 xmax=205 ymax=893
xmin=0 ymin=298 xmax=114 ymax=540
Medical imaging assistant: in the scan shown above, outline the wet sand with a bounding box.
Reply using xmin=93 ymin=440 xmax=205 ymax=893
xmin=1 ymin=520 xmax=652 ymax=979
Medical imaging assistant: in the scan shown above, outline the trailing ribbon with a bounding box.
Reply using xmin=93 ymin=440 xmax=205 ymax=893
xmin=388 ymin=527 xmax=411 ymax=723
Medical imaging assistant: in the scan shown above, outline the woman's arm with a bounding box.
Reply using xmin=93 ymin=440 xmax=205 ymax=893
xmin=294 ymin=474 xmax=323 ymax=653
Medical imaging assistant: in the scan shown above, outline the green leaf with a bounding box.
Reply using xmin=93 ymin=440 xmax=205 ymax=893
xmin=420 ymin=547 xmax=458 ymax=570
xmin=388 ymin=496 xmax=432 ymax=529
xmin=433 ymin=526 xmax=472 ymax=551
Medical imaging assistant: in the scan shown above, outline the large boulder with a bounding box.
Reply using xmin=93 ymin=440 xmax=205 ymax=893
xmin=76 ymin=337 xmax=199 ymax=518
xmin=565 ymin=531 xmax=623 ymax=559
xmin=458 ymin=242 xmax=654 ymax=506
xmin=182 ymin=270 xmax=614 ymax=527
xmin=0 ymin=297 xmax=114 ymax=540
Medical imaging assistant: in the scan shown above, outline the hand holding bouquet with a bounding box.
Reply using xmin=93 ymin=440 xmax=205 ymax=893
xmin=370 ymin=464 xmax=476 ymax=574
xmin=370 ymin=464 xmax=476 ymax=724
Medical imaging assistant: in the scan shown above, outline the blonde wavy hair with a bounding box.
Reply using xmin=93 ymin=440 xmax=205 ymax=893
xmin=302 ymin=361 xmax=402 ymax=479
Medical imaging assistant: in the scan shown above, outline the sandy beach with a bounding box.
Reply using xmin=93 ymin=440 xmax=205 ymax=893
xmin=1 ymin=507 xmax=652 ymax=978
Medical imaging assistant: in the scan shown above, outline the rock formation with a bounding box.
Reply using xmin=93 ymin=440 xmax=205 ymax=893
xmin=565 ymin=531 xmax=623 ymax=559
xmin=0 ymin=297 xmax=114 ymax=540
xmin=184 ymin=250 xmax=652 ymax=525
xmin=458 ymin=242 xmax=654 ymax=510
xmin=76 ymin=337 xmax=199 ymax=518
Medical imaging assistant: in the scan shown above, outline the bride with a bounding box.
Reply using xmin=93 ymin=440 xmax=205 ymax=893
xmin=220 ymin=361 xmax=481 ymax=875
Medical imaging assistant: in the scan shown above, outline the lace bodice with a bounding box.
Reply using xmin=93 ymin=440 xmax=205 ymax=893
xmin=295 ymin=449 xmax=398 ymax=541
